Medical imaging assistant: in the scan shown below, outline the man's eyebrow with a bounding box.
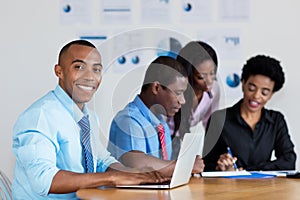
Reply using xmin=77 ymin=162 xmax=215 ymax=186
xmin=72 ymin=59 xmax=86 ymax=64
xmin=71 ymin=59 xmax=102 ymax=68
xmin=93 ymin=63 xmax=102 ymax=67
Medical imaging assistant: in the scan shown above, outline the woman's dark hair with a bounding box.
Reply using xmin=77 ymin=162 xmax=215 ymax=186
xmin=173 ymin=41 xmax=218 ymax=138
xmin=176 ymin=41 xmax=218 ymax=87
xmin=241 ymin=55 xmax=285 ymax=92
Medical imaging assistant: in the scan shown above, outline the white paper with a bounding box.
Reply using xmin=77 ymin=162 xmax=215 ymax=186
xmin=141 ymin=0 xmax=171 ymax=23
xmin=109 ymin=30 xmax=150 ymax=74
xmin=197 ymin=28 xmax=242 ymax=60
xmin=201 ymin=170 xmax=251 ymax=177
xmin=100 ymin=0 xmax=132 ymax=24
xmin=77 ymin=32 xmax=108 ymax=48
xmin=60 ymin=0 xmax=92 ymax=25
xmin=218 ymin=0 xmax=250 ymax=21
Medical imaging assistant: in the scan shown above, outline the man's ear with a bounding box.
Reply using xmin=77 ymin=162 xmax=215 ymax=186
xmin=151 ymin=81 xmax=160 ymax=95
xmin=54 ymin=64 xmax=63 ymax=79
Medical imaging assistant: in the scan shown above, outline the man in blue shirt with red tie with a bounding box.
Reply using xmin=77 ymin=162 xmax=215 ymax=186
xmin=108 ymin=56 xmax=204 ymax=177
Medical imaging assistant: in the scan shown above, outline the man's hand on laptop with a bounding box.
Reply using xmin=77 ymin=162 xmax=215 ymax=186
xmin=107 ymin=170 xmax=170 ymax=186
xmin=106 ymin=162 xmax=170 ymax=185
xmin=192 ymin=155 xmax=205 ymax=174
xmin=135 ymin=166 xmax=171 ymax=183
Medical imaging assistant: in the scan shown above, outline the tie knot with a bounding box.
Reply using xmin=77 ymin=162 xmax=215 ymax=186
xmin=78 ymin=116 xmax=90 ymax=132
xmin=157 ymin=124 xmax=164 ymax=133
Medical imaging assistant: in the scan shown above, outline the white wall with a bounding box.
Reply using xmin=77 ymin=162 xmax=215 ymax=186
xmin=1 ymin=1 xmax=300 ymax=181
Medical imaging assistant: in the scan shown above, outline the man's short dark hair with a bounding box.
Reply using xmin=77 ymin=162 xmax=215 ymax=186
xmin=58 ymin=40 xmax=96 ymax=65
xmin=142 ymin=56 xmax=187 ymax=92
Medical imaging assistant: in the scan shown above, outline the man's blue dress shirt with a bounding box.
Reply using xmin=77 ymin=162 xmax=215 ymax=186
xmin=108 ymin=95 xmax=172 ymax=160
xmin=12 ymin=85 xmax=117 ymax=199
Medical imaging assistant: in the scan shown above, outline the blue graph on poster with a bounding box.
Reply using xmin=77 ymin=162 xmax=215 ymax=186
xmin=118 ymin=56 xmax=126 ymax=64
xmin=226 ymin=73 xmax=240 ymax=88
xmin=131 ymin=56 xmax=140 ymax=64
xmin=183 ymin=3 xmax=192 ymax=12
xmin=117 ymin=55 xmax=140 ymax=65
xmin=63 ymin=5 xmax=71 ymax=13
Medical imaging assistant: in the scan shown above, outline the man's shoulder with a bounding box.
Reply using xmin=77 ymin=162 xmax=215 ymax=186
xmin=15 ymin=90 xmax=66 ymax=127
xmin=13 ymin=91 xmax=60 ymax=134
xmin=115 ymin=101 xmax=141 ymax=117
xmin=23 ymin=90 xmax=60 ymax=113
xmin=113 ymin=101 xmax=150 ymax=127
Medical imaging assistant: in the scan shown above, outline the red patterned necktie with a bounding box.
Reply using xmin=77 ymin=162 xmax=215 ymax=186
xmin=157 ymin=123 xmax=168 ymax=160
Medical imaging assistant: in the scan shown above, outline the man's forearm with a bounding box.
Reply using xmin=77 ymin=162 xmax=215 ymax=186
xmin=49 ymin=170 xmax=114 ymax=194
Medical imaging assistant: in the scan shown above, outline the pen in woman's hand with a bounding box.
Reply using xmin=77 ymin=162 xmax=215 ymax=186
xmin=227 ymin=147 xmax=238 ymax=171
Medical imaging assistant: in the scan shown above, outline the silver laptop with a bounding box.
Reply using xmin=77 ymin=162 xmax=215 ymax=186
xmin=116 ymin=133 xmax=204 ymax=189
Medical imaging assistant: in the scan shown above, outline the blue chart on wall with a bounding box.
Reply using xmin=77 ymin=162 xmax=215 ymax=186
xmin=117 ymin=55 xmax=140 ymax=65
xmin=59 ymin=0 xmax=92 ymax=24
xmin=113 ymin=50 xmax=148 ymax=74
xmin=63 ymin=4 xmax=71 ymax=13
xmin=183 ymin=2 xmax=192 ymax=12
xmin=114 ymin=36 xmax=184 ymax=73
xmin=226 ymin=73 xmax=240 ymax=88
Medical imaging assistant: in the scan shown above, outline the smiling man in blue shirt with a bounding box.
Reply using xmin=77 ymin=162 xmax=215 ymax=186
xmin=12 ymin=40 xmax=165 ymax=199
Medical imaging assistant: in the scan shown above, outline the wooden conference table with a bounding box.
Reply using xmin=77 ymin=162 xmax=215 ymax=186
xmin=76 ymin=176 xmax=300 ymax=200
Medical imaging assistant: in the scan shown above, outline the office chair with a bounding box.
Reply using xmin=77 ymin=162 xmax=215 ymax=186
xmin=0 ymin=170 xmax=12 ymax=200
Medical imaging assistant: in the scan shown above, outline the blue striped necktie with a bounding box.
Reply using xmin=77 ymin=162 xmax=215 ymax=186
xmin=78 ymin=115 xmax=94 ymax=173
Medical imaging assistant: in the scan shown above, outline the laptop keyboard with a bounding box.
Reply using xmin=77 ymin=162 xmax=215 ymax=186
xmin=141 ymin=180 xmax=171 ymax=185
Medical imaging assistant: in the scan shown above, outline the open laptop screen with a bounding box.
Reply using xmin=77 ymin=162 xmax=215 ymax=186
xmin=116 ymin=133 xmax=204 ymax=189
